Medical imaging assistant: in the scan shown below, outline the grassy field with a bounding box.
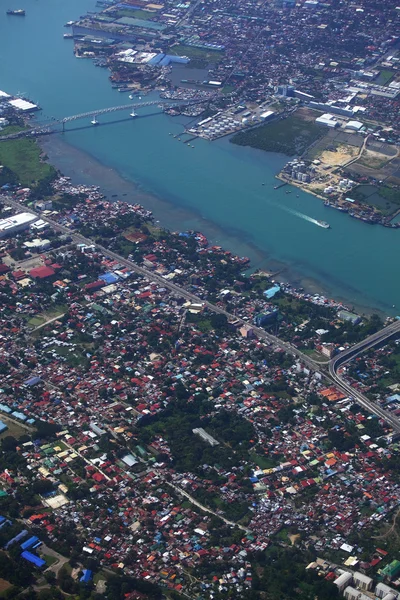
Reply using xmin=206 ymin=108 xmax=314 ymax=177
xmin=0 ymin=125 xmax=26 ymax=137
xmin=169 ymin=44 xmax=224 ymax=66
xmin=40 ymin=554 xmax=58 ymax=567
xmin=231 ymin=113 xmax=325 ymax=156
xmin=0 ymin=418 xmax=30 ymax=440
xmin=115 ymin=8 xmax=156 ymax=20
xmin=0 ymin=136 xmax=56 ymax=186
xmin=250 ymin=452 xmax=277 ymax=470
xmin=375 ymin=69 xmax=394 ymax=85
xmin=27 ymin=306 xmax=67 ymax=329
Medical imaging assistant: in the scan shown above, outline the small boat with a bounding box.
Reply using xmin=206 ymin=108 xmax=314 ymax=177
xmin=63 ymin=33 xmax=73 ymax=39
xmin=91 ymin=117 xmax=99 ymax=125
xmin=130 ymin=111 xmax=137 ymax=118
xmin=316 ymin=220 xmax=330 ymax=229
xmin=6 ymin=9 xmax=25 ymax=15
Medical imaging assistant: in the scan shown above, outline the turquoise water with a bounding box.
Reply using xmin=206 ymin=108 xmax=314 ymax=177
xmin=1 ymin=0 xmax=399 ymax=314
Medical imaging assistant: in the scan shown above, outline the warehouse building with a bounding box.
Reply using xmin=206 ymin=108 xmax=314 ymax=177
xmin=0 ymin=213 xmax=38 ymax=238
xmin=315 ymin=113 xmax=339 ymax=128
xmin=21 ymin=551 xmax=46 ymax=568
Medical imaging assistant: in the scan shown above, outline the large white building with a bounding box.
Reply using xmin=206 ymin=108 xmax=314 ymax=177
xmin=353 ymin=572 xmax=373 ymax=592
xmin=334 ymin=572 xmax=353 ymax=592
xmin=376 ymin=583 xmax=399 ymax=599
xmin=315 ymin=113 xmax=339 ymax=128
xmin=0 ymin=212 xmax=38 ymax=238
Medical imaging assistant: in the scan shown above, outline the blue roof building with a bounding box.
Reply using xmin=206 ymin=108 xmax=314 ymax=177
xmin=99 ymin=272 xmax=119 ymax=285
xmin=21 ymin=551 xmax=46 ymax=568
xmin=21 ymin=536 xmax=39 ymax=550
xmin=263 ymin=284 xmax=281 ymax=299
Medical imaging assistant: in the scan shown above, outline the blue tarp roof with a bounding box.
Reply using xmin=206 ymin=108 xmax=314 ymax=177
xmin=99 ymin=272 xmax=119 ymax=285
xmin=80 ymin=569 xmax=93 ymax=583
xmin=21 ymin=551 xmax=45 ymax=568
xmin=263 ymin=284 xmax=281 ymax=299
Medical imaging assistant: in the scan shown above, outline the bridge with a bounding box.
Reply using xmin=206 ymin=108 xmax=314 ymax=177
xmin=0 ymin=96 xmax=210 ymax=139
xmin=61 ymin=100 xmax=170 ymax=123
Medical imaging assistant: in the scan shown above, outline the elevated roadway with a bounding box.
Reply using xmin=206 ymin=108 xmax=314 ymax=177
xmin=329 ymin=320 xmax=400 ymax=432
xmin=0 ymin=97 xmax=211 ymax=140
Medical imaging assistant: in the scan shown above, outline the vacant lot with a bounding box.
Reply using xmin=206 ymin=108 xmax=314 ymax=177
xmin=169 ymin=45 xmax=224 ymax=67
xmin=27 ymin=306 xmax=67 ymax=329
xmin=114 ymin=8 xmax=157 ymax=20
xmin=318 ymin=143 xmax=358 ymax=167
xmin=231 ymin=112 xmax=325 ymax=156
xmin=0 ymin=417 xmax=30 ymax=440
xmin=357 ymin=149 xmax=391 ymax=170
xmin=0 ymin=136 xmax=56 ymax=186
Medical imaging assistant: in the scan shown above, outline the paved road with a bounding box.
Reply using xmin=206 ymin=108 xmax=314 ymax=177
xmin=329 ymin=320 xmax=400 ymax=432
xmin=31 ymin=313 xmax=66 ymax=332
xmin=3 ymin=195 xmax=400 ymax=430
xmin=166 ymin=482 xmax=250 ymax=532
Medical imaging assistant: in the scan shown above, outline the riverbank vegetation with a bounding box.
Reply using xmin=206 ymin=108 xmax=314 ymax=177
xmin=231 ymin=114 xmax=325 ymax=156
xmin=350 ymin=184 xmax=400 ymax=216
xmin=0 ymin=132 xmax=56 ymax=187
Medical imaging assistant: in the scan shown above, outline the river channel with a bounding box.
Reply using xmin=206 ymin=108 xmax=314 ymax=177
xmin=1 ymin=0 xmax=399 ymax=315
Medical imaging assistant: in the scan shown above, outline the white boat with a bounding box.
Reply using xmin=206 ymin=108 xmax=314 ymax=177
xmin=91 ymin=117 xmax=99 ymax=126
xmin=316 ymin=220 xmax=330 ymax=229
xmin=130 ymin=111 xmax=137 ymax=118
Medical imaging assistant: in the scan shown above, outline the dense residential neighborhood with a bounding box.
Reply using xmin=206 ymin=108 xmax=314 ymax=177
xmin=0 ymin=177 xmax=398 ymax=599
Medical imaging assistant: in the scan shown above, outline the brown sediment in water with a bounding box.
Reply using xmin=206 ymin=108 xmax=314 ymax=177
xmin=38 ymin=134 xmax=382 ymax=317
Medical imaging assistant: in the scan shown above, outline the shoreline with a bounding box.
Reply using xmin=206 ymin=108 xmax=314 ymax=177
xmin=38 ymin=133 xmax=384 ymax=317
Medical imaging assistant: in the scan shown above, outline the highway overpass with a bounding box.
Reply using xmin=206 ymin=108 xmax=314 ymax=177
xmin=329 ymin=320 xmax=400 ymax=432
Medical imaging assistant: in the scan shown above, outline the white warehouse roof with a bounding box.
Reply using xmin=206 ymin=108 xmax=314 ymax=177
xmin=8 ymin=98 xmax=38 ymax=111
xmin=0 ymin=212 xmax=38 ymax=237
xmin=316 ymin=113 xmax=339 ymax=127
xmin=346 ymin=120 xmax=363 ymax=130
